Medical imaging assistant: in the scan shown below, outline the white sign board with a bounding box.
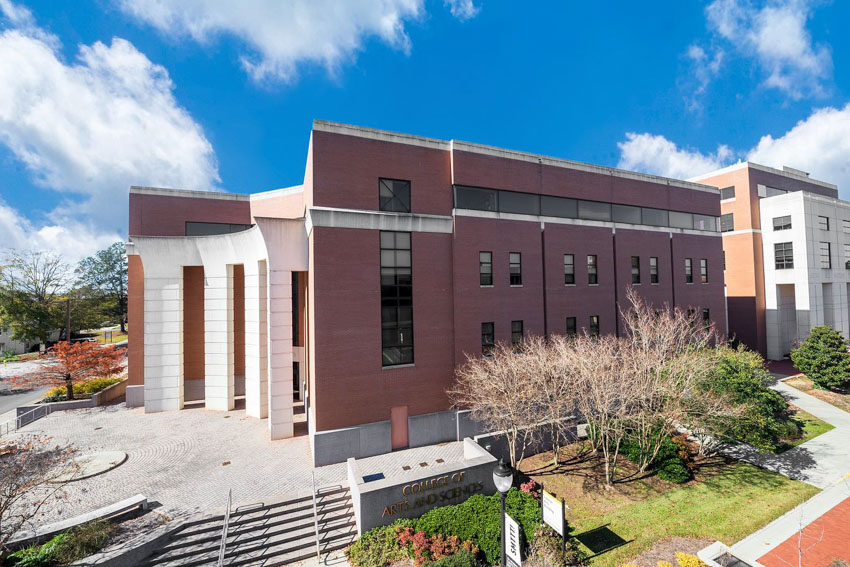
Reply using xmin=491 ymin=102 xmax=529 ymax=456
xmin=541 ymin=490 xmax=565 ymax=536
xmin=505 ymin=512 xmax=522 ymax=567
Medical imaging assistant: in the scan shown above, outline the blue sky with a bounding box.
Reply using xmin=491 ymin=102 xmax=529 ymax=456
xmin=1 ymin=0 xmax=849 ymax=261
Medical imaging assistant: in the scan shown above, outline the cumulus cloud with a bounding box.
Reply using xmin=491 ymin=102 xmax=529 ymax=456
xmin=690 ymin=0 xmax=831 ymax=101
xmin=118 ymin=0 xmax=478 ymax=83
xmin=617 ymin=104 xmax=850 ymax=198
xmin=0 ymin=0 xmax=219 ymax=261
xmin=684 ymin=43 xmax=724 ymax=111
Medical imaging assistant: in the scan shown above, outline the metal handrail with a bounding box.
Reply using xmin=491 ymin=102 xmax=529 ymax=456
xmin=311 ymin=472 xmax=321 ymax=560
xmin=0 ymin=403 xmax=52 ymax=438
xmin=217 ymin=489 xmax=232 ymax=567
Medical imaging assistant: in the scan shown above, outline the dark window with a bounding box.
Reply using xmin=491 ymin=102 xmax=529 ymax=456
xmin=700 ymin=259 xmax=708 ymax=283
xmin=479 ymin=251 xmax=492 ymax=286
xmin=578 ymin=200 xmax=612 ymax=222
xmin=773 ymin=216 xmax=792 ymax=231
xmin=511 ymin=320 xmax=524 ymax=346
xmin=641 ymin=207 xmax=669 ymax=227
xmin=379 ymin=178 xmax=411 ymax=213
xmin=587 ymin=255 xmax=598 ymax=285
xmin=669 ymin=211 xmax=694 ymax=230
xmin=589 ymin=315 xmax=600 ymax=337
xmin=292 ymin=272 xmax=299 ymax=346
xmin=380 ymin=231 xmax=413 ymax=366
xmin=685 ymin=258 xmax=693 ymax=283
xmin=185 ymin=222 xmax=253 ymax=236
xmin=720 ymin=213 xmax=734 ymax=232
xmin=820 ymin=242 xmax=831 ymax=268
xmin=631 ymin=256 xmax=641 ymax=284
xmin=455 ymin=186 xmax=497 ymax=211
xmin=719 ymin=186 xmax=735 ymax=200
xmin=702 ymin=308 xmax=711 ymax=328
xmin=775 ymin=242 xmax=794 ymax=269
xmin=566 ymin=317 xmax=576 ymax=337
xmin=510 ymin=253 xmax=522 ymax=286
xmin=818 ymin=216 xmax=830 ymax=231
xmin=693 ymin=214 xmax=718 ymax=232
xmin=650 ymin=257 xmax=658 ymax=284
xmin=843 ymin=220 xmax=850 ymax=234
xmin=612 ymin=204 xmax=641 ymax=224
xmin=564 ymin=254 xmax=575 ymax=285
xmin=481 ymin=322 xmax=495 ymax=355
xmin=541 ymin=196 xmax=577 ymax=218
xmin=500 ymin=191 xmax=540 ymax=215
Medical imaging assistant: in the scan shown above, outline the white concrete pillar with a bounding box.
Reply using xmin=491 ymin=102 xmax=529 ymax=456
xmin=205 ymin=264 xmax=235 ymax=411
xmin=244 ymin=260 xmax=269 ymax=419
xmin=267 ymin=269 xmax=294 ymax=439
xmin=143 ymin=274 xmax=184 ymax=412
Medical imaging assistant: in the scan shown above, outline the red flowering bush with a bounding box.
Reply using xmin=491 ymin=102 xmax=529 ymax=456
xmin=520 ymin=478 xmax=541 ymax=500
xmin=396 ymin=526 xmax=478 ymax=566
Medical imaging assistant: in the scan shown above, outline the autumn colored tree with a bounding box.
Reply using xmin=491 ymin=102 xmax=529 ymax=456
xmin=12 ymin=341 xmax=124 ymax=401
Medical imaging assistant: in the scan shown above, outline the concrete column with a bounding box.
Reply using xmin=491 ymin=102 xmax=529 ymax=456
xmin=267 ymin=268 xmax=294 ymax=439
xmin=244 ymin=260 xmax=269 ymax=419
xmin=205 ymin=264 xmax=235 ymax=411
xmin=143 ymin=274 xmax=183 ymax=412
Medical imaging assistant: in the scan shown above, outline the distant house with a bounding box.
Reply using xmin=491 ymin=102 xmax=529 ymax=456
xmin=0 ymin=330 xmax=61 ymax=355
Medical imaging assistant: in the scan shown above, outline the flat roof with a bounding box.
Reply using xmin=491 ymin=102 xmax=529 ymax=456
xmin=688 ymin=161 xmax=838 ymax=191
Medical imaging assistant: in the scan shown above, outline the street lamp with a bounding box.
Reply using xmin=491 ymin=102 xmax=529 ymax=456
xmin=493 ymin=458 xmax=514 ymax=567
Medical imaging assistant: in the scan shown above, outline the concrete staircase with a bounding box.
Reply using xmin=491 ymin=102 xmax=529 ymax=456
xmin=141 ymin=486 xmax=356 ymax=566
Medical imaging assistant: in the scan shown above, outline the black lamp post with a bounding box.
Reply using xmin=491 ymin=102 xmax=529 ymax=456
xmin=492 ymin=457 xmax=514 ymax=567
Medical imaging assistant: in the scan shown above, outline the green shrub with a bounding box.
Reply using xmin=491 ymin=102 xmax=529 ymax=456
xmin=43 ymin=377 xmax=123 ymax=402
xmin=5 ymin=520 xmax=114 ymax=567
xmin=656 ymin=459 xmax=691 ymax=483
xmin=6 ymin=534 xmax=68 ymax=567
xmin=422 ymin=548 xmax=477 ymax=567
xmin=346 ymin=521 xmax=412 ymax=567
xmin=527 ymin=525 xmax=586 ymax=567
xmin=791 ymin=326 xmax=850 ymax=390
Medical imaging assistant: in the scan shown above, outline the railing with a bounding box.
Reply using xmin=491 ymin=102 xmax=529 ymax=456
xmin=311 ymin=471 xmax=321 ymax=560
xmin=216 ymin=489 xmax=232 ymax=567
xmin=0 ymin=404 xmax=53 ymax=437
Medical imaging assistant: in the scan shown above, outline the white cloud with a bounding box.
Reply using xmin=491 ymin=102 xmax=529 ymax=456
xmin=700 ymin=0 xmax=831 ymax=99
xmin=118 ymin=0 xmax=478 ymax=83
xmin=0 ymin=1 xmax=219 ymax=260
xmin=684 ymin=43 xmax=724 ymax=111
xmin=617 ymin=133 xmax=733 ymax=181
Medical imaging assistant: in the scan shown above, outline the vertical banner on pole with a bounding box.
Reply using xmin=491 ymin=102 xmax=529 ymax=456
xmin=504 ymin=512 xmax=522 ymax=567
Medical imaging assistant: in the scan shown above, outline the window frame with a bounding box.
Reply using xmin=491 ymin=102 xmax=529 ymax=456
xmin=650 ymin=256 xmax=659 ymax=284
xmin=587 ymin=254 xmax=598 ymax=285
xmin=511 ymin=320 xmax=524 ymax=346
xmin=379 ymin=178 xmax=411 ymax=213
xmin=720 ymin=213 xmax=734 ymax=233
xmin=509 ymin=252 xmax=522 ymax=286
xmin=481 ymin=322 xmax=495 ymax=355
xmin=818 ymin=215 xmax=830 ymax=231
xmin=564 ymin=254 xmax=575 ymax=285
xmin=589 ymin=315 xmax=600 ymax=337
xmin=700 ymin=259 xmax=708 ymax=284
xmin=631 ymin=256 xmax=641 ymax=284
xmin=380 ymin=231 xmax=414 ymax=367
xmin=773 ymin=216 xmax=792 ymax=231
xmin=719 ymin=186 xmax=736 ymax=200
xmin=479 ymin=251 xmax=493 ymax=287
xmin=774 ymin=242 xmax=794 ymax=270
xmin=685 ymin=258 xmax=693 ymax=284
xmin=819 ymin=242 xmax=832 ymax=269
xmin=566 ymin=317 xmax=577 ymax=337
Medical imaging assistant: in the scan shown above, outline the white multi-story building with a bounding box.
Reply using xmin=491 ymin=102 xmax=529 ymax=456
xmin=760 ymin=190 xmax=850 ymax=360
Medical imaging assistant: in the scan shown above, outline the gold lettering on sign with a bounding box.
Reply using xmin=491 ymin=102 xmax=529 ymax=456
xmin=381 ymin=471 xmax=485 ymax=518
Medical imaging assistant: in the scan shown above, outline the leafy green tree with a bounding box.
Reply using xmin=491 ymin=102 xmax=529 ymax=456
xmin=75 ymin=242 xmax=128 ymax=332
xmin=791 ymin=325 xmax=850 ymax=390
xmin=0 ymin=250 xmax=69 ymax=343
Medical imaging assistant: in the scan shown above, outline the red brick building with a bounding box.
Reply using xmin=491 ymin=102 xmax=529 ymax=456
xmin=127 ymin=121 xmax=726 ymax=465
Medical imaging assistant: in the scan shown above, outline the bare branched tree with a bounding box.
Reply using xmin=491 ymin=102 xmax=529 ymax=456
xmin=538 ymin=335 xmax=580 ymax=466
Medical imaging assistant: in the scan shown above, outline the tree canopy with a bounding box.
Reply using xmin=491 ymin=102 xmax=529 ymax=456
xmin=791 ymin=325 xmax=850 ymax=390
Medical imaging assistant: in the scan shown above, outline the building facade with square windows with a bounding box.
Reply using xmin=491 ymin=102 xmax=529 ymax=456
xmin=692 ymin=162 xmax=843 ymax=360
xmin=126 ymin=120 xmax=726 ymax=466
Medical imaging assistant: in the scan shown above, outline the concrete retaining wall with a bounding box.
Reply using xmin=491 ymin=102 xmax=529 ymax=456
xmin=92 ymin=378 xmax=128 ymax=406
xmin=473 ymin=419 xmax=581 ymax=464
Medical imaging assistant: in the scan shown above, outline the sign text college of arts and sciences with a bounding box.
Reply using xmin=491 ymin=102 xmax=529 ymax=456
xmin=381 ymin=471 xmax=484 ymax=518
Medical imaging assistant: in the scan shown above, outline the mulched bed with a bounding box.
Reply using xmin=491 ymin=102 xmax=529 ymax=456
xmin=626 ymin=537 xmax=713 ymax=567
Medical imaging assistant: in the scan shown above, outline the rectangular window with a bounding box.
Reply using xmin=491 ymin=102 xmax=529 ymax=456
xmin=685 ymin=258 xmax=693 ymax=283
xmin=719 ymin=186 xmax=735 ymax=200
xmin=843 ymin=220 xmax=850 ymax=234
xmin=669 ymin=211 xmax=694 ymax=230
xmin=379 ymin=178 xmax=411 ymax=213
xmin=700 ymin=259 xmax=708 ymax=283
xmin=587 ymin=255 xmax=598 ymax=285
xmin=380 ymin=231 xmax=414 ymax=366
xmin=589 ymin=315 xmax=600 ymax=337
xmin=454 ymin=186 xmax=497 ymax=211
xmin=564 ymin=254 xmax=575 ymax=285
xmin=499 ymin=191 xmax=540 ymax=215
xmin=631 ymin=256 xmax=641 ymax=284
xmin=844 ymin=244 xmax=850 ymax=269
xmin=566 ymin=317 xmax=576 ymax=337
xmin=185 ymin=222 xmax=253 ymax=236
xmin=509 ymin=253 xmax=522 ymax=286
xmin=774 ymin=242 xmax=794 ymax=269
xmin=650 ymin=257 xmax=658 ymax=284
xmin=541 ymin=196 xmax=577 ymax=218
xmin=720 ymin=213 xmax=734 ymax=232
xmin=481 ymin=322 xmax=495 ymax=355
xmin=818 ymin=216 xmax=830 ymax=231
xmin=773 ymin=216 xmax=792 ymax=231
xmin=641 ymin=208 xmax=669 ymax=227
xmin=702 ymin=308 xmax=711 ymax=328
xmin=511 ymin=320 xmax=523 ymax=346
xmin=693 ymin=214 xmax=718 ymax=232
xmin=612 ymin=204 xmax=641 ymax=224
xmin=578 ymin=200 xmax=612 ymax=222
xmin=820 ymin=242 xmax=831 ymax=269
xmin=479 ymin=251 xmax=492 ymax=286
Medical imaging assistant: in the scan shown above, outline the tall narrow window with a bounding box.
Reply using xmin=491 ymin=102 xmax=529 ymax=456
xmin=564 ymin=254 xmax=575 ymax=285
xmin=481 ymin=322 xmax=495 ymax=355
xmin=380 ymin=231 xmax=413 ymax=366
xmin=843 ymin=220 xmax=850 ymax=234
xmin=509 ymin=253 xmax=522 ymax=286
xmin=631 ymin=256 xmax=641 ymax=284
xmin=700 ymin=259 xmax=708 ymax=283
xmin=820 ymin=242 xmax=832 ymax=268
xmin=844 ymin=244 xmax=850 ymax=269
xmin=479 ymin=251 xmax=492 ymax=286
xmin=566 ymin=317 xmax=576 ymax=337
xmin=650 ymin=257 xmax=659 ymax=284
xmin=511 ymin=321 xmax=524 ymax=346
xmin=588 ymin=255 xmax=598 ymax=285
xmin=702 ymin=308 xmax=711 ymax=328
xmin=774 ymin=242 xmax=793 ymax=269
xmin=818 ymin=216 xmax=829 ymax=231
xmin=379 ymin=178 xmax=411 ymax=213
xmin=589 ymin=316 xmax=600 ymax=337
xmin=685 ymin=258 xmax=693 ymax=283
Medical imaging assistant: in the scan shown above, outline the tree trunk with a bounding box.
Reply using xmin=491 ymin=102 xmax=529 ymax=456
xmin=65 ymin=374 xmax=74 ymax=401
xmin=120 ymin=317 xmax=126 ymax=334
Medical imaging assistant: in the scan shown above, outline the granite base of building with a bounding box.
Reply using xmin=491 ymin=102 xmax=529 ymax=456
xmin=125 ymin=385 xmax=144 ymax=408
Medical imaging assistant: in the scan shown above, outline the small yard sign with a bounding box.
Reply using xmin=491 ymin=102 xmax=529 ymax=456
xmin=505 ymin=512 xmax=522 ymax=567
xmin=541 ymin=490 xmax=565 ymax=536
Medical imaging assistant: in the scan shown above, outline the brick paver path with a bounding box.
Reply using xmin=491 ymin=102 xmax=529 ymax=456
xmin=758 ymin=496 xmax=850 ymax=567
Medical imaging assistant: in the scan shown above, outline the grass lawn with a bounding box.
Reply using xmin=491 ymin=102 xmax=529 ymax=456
xmin=93 ymin=330 xmax=128 ymax=344
xmin=784 ymin=375 xmax=850 ymax=414
xmin=777 ymin=406 xmax=834 ymax=451
xmin=521 ymin=445 xmax=819 ymax=567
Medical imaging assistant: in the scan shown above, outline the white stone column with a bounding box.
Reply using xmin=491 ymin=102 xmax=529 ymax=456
xmin=267 ymin=269 xmax=294 ymax=439
xmin=144 ymin=274 xmax=184 ymax=412
xmin=244 ymin=260 xmax=269 ymax=419
xmin=205 ymin=264 xmax=235 ymax=411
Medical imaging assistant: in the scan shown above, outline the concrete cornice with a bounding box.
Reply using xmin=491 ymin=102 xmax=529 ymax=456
xmin=249 ymin=185 xmax=304 ymax=200
xmin=129 ymin=186 xmax=251 ymax=201
xmin=312 ymin=120 xmax=451 ymax=151
xmin=689 ymin=161 xmax=837 ymax=191
xmin=307 ymin=206 xmax=453 ymax=234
